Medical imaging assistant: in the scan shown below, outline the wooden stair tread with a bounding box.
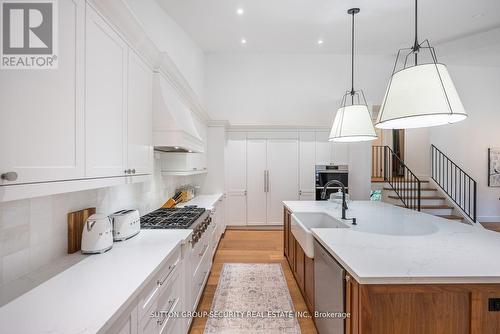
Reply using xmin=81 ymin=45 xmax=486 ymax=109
xmin=374 ymin=179 xmax=429 ymax=183
xmin=388 ymin=195 xmax=444 ymax=200
xmin=383 ymin=187 xmax=437 ymax=191
xmin=437 ymin=215 xmax=464 ymax=221
xmin=397 ymin=204 xmax=453 ymax=209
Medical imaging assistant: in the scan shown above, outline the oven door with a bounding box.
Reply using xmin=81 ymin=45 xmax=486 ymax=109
xmin=315 ymin=172 xmax=348 ymax=200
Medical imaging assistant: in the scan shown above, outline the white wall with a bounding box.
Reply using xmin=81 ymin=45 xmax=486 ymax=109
xmin=125 ymin=0 xmax=205 ymax=101
xmin=0 ymin=156 xmax=199 ymax=304
xmin=204 ymin=53 xmax=394 ymax=125
xmin=404 ymin=128 xmax=430 ymax=178
xmin=425 ymin=65 xmax=500 ymax=222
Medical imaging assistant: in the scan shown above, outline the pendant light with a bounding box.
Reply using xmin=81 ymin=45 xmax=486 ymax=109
xmin=329 ymin=8 xmax=377 ymax=142
xmin=375 ymin=0 xmax=467 ymax=129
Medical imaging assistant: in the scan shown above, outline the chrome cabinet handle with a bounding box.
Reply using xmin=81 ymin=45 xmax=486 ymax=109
xmin=1 ymin=172 xmax=18 ymax=181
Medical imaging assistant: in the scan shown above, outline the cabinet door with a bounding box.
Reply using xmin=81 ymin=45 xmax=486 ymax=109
xmin=304 ymin=256 xmax=315 ymax=314
xmin=225 ymin=133 xmax=247 ymax=225
xmin=85 ymin=5 xmax=128 ymax=178
xmin=0 ymin=0 xmax=85 ymax=185
xmin=295 ymin=241 xmax=305 ymax=292
xmin=332 ymin=142 xmax=349 ymax=165
xmin=315 ymin=131 xmax=332 ymax=165
xmin=267 ymin=139 xmax=298 ymax=225
xmin=299 ymin=132 xmax=316 ymax=194
xmin=284 ymin=208 xmax=290 ymax=259
xmin=300 ymin=193 xmax=316 ymax=201
xmin=247 ymin=139 xmax=267 ymax=225
xmin=288 ymin=232 xmax=296 ymax=272
xmin=127 ymin=50 xmax=153 ymax=175
xmin=345 ymin=275 xmax=359 ymax=334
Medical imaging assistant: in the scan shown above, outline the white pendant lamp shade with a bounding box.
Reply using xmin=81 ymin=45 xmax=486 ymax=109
xmin=376 ymin=63 xmax=467 ymax=129
xmin=329 ymin=7 xmax=377 ymax=142
xmin=330 ymin=104 xmax=377 ymax=142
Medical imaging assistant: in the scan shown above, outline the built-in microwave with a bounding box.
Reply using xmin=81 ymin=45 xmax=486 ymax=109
xmin=315 ymin=164 xmax=349 ymax=200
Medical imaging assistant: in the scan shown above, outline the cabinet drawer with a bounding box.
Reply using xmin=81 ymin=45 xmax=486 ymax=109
xmin=157 ymin=267 xmax=182 ymax=334
xmin=191 ymin=246 xmax=211 ymax=309
xmin=137 ymin=246 xmax=180 ymax=319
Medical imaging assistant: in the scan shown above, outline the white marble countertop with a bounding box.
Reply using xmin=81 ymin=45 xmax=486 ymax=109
xmin=0 ymin=229 xmax=191 ymax=334
xmin=177 ymin=193 xmax=223 ymax=210
xmin=283 ymin=200 xmax=500 ymax=284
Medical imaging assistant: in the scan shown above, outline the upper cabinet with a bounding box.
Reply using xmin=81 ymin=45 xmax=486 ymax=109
xmin=127 ymin=50 xmax=153 ymax=175
xmin=315 ymin=131 xmax=349 ymax=165
xmin=0 ymin=1 xmax=155 ymax=201
xmin=0 ymin=0 xmax=85 ymax=186
xmin=299 ymin=131 xmax=316 ymax=195
xmin=85 ymin=5 xmax=128 ymax=178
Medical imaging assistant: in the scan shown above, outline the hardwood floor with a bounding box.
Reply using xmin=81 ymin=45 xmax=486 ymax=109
xmin=189 ymin=230 xmax=318 ymax=334
xmin=482 ymin=222 xmax=500 ymax=233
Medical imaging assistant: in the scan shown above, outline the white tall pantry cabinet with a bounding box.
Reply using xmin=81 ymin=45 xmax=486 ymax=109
xmin=299 ymin=132 xmax=316 ymax=200
xmin=225 ymin=132 xmax=247 ymax=226
xmin=246 ymin=138 xmax=299 ymax=225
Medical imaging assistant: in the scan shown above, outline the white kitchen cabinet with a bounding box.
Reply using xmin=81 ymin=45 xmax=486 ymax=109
xmin=332 ymin=142 xmax=349 ymax=165
xmin=299 ymin=131 xmax=316 ymax=198
xmin=266 ymin=139 xmax=299 ymax=225
xmin=315 ymin=131 xmax=332 ymax=165
xmin=225 ymin=132 xmax=247 ymax=226
xmin=127 ymin=50 xmax=153 ymax=175
xmin=85 ymin=4 xmax=128 ymax=178
xmin=315 ymin=131 xmax=350 ymax=166
xmin=113 ymin=305 xmax=138 ymax=334
xmin=247 ymin=139 xmax=268 ymax=225
xmin=245 ymin=138 xmax=299 ymax=225
xmin=0 ymin=0 xmax=85 ymax=186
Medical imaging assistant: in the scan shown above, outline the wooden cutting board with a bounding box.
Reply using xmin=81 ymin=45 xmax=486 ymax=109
xmin=67 ymin=207 xmax=96 ymax=254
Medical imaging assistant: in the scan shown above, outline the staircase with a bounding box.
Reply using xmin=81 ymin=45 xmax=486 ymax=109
xmin=372 ymin=145 xmax=475 ymax=224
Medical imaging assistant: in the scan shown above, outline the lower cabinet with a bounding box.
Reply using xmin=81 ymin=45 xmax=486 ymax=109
xmin=284 ymin=208 xmax=314 ymax=313
xmin=284 ymin=206 xmax=500 ymax=334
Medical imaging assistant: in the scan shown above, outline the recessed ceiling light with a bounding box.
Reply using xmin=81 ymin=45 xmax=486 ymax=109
xmin=472 ymin=12 xmax=485 ymax=18
xmin=236 ymin=8 xmax=244 ymax=16
xmin=241 ymin=38 xmax=247 ymax=45
xmin=317 ymin=39 xmax=324 ymax=45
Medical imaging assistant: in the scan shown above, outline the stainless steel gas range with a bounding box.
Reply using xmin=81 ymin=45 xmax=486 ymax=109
xmin=140 ymin=205 xmax=215 ymax=312
xmin=140 ymin=206 xmax=212 ymax=246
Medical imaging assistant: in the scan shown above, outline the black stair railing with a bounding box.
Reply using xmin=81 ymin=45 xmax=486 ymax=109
xmin=372 ymin=146 xmax=421 ymax=211
xmin=431 ymin=145 xmax=477 ymax=222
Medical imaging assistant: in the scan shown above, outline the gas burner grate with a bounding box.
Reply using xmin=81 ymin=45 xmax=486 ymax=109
xmin=140 ymin=207 xmax=205 ymax=229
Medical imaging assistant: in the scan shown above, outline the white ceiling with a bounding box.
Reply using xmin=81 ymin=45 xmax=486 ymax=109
xmin=156 ymin=0 xmax=500 ymax=55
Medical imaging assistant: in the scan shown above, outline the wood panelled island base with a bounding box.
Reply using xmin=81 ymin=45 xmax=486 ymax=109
xmin=283 ymin=207 xmax=500 ymax=334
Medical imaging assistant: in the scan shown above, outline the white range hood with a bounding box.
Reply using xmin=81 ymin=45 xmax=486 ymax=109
xmin=153 ymin=73 xmax=204 ymax=153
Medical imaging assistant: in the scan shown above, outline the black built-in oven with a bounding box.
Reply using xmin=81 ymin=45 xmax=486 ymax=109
xmin=315 ymin=165 xmax=349 ymax=200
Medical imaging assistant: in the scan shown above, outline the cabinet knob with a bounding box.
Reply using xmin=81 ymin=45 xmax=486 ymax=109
xmin=1 ymin=172 xmax=18 ymax=182
xmin=131 ymin=169 xmax=136 ymax=174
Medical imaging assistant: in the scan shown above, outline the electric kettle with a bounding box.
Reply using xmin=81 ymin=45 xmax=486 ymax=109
xmin=81 ymin=213 xmax=113 ymax=254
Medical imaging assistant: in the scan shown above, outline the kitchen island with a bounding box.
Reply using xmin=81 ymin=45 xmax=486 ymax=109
xmin=283 ymin=200 xmax=500 ymax=334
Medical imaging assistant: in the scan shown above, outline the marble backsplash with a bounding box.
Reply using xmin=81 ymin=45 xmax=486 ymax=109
xmin=0 ymin=155 xmax=201 ymax=289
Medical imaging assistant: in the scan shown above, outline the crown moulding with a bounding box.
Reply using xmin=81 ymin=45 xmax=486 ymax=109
xmin=87 ymin=0 xmax=210 ymax=124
